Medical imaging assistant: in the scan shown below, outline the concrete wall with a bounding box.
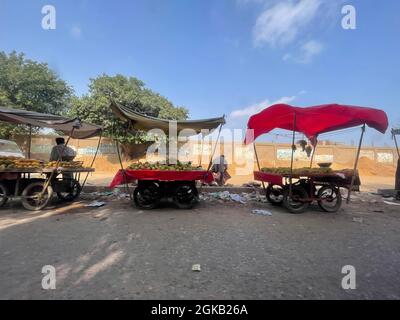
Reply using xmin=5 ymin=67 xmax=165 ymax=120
xmin=14 ymin=135 xmax=399 ymax=180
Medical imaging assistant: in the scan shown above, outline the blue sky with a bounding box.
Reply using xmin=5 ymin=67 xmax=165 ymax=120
xmin=1 ymin=0 xmax=399 ymax=146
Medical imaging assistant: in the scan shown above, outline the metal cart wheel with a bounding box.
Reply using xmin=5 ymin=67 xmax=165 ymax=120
xmin=317 ymin=185 xmax=342 ymax=213
xmin=283 ymin=185 xmax=310 ymax=214
xmin=56 ymin=179 xmax=82 ymax=202
xmin=133 ymin=181 xmax=161 ymax=209
xmin=21 ymin=182 xmax=53 ymax=211
xmin=266 ymin=185 xmax=284 ymax=205
xmin=173 ymin=182 xmax=199 ymax=209
xmin=0 ymin=182 xmax=9 ymax=207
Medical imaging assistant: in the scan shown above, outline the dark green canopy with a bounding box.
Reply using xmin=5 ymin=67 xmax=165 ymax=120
xmin=110 ymin=101 xmax=225 ymax=136
xmin=0 ymin=106 xmax=102 ymax=139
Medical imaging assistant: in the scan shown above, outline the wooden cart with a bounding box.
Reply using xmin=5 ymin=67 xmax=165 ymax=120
xmin=0 ymin=167 xmax=94 ymax=210
xmin=245 ymin=103 xmax=388 ymax=214
xmin=109 ymin=169 xmax=214 ymax=209
xmin=254 ymin=170 xmax=357 ymax=213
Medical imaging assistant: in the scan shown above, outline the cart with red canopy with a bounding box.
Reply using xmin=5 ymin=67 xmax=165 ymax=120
xmin=245 ymin=103 xmax=388 ymax=213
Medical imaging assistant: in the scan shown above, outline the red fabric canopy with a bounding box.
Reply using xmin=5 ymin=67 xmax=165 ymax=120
xmin=109 ymin=169 xmax=214 ymax=188
xmin=245 ymin=104 xmax=388 ymax=144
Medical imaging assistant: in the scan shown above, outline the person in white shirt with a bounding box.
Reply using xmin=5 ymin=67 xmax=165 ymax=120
xmin=49 ymin=137 xmax=76 ymax=162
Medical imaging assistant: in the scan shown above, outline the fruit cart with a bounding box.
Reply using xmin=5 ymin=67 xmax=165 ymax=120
xmin=245 ymin=103 xmax=388 ymax=213
xmin=108 ymin=101 xmax=225 ymax=209
xmin=0 ymin=166 xmax=95 ymax=210
xmin=110 ymin=167 xmax=213 ymax=209
xmin=0 ymin=107 xmax=102 ymax=210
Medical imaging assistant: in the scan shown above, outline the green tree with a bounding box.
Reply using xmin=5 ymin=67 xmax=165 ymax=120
xmin=69 ymin=74 xmax=188 ymax=143
xmin=0 ymin=51 xmax=72 ymax=139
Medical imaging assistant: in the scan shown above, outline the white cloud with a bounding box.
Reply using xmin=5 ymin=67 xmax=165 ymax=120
xmin=283 ymin=39 xmax=323 ymax=64
xmin=230 ymin=96 xmax=296 ymax=118
xmin=253 ymin=0 xmax=321 ymax=47
xmin=299 ymin=39 xmax=323 ymax=63
xmin=70 ymin=25 xmax=82 ymax=39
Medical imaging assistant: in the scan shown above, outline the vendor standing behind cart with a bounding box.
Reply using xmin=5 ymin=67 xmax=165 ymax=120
xmin=49 ymin=137 xmax=76 ymax=162
xmin=49 ymin=137 xmax=77 ymax=189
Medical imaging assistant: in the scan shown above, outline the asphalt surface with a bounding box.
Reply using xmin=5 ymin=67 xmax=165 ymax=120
xmin=0 ymin=193 xmax=399 ymax=299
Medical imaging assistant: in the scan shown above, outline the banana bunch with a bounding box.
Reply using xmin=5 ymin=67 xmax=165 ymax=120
xmin=0 ymin=157 xmax=42 ymax=169
xmin=45 ymin=161 xmax=84 ymax=168
xmin=128 ymin=161 xmax=201 ymax=171
xmin=261 ymin=167 xmax=332 ymax=175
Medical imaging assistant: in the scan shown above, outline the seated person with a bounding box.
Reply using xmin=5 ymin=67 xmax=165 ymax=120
xmin=211 ymin=155 xmax=231 ymax=186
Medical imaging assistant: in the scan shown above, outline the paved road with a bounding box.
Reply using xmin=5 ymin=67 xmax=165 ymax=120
xmin=0 ymin=195 xmax=399 ymax=299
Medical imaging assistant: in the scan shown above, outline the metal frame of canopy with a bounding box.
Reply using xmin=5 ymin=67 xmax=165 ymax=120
xmin=108 ymin=100 xmax=226 ymax=209
xmin=392 ymin=128 xmax=400 ymax=197
xmin=0 ymin=106 xmax=103 ymax=210
xmin=392 ymin=128 xmax=400 ymax=158
xmin=246 ymin=104 xmax=388 ymax=213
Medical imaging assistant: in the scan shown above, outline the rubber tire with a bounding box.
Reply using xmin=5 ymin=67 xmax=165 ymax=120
xmin=133 ymin=183 xmax=161 ymax=210
xmin=0 ymin=183 xmax=9 ymax=207
xmin=266 ymin=185 xmax=284 ymax=205
xmin=57 ymin=179 xmax=82 ymax=202
xmin=173 ymin=184 xmax=199 ymax=209
xmin=317 ymin=185 xmax=342 ymax=213
xmin=283 ymin=186 xmax=310 ymax=214
xmin=21 ymin=182 xmax=53 ymax=211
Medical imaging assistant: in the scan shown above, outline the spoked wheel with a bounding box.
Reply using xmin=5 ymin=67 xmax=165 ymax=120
xmin=133 ymin=182 xmax=161 ymax=209
xmin=266 ymin=185 xmax=284 ymax=205
xmin=21 ymin=182 xmax=53 ymax=211
xmin=173 ymin=183 xmax=199 ymax=209
xmin=0 ymin=183 xmax=9 ymax=207
xmin=317 ymin=185 xmax=342 ymax=212
xmin=283 ymin=186 xmax=310 ymax=214
xmin=56 ymin=179 xmax=82 ymax=202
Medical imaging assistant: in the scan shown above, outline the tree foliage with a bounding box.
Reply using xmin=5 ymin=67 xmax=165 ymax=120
xmin=0 ymin=51 xmax=73 ymax=139
xmin=69 ymin=74 xmax=188 ymax=143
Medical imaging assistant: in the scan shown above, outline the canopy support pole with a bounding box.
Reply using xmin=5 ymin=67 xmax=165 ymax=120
xmin=254 ymin=143 xmax=267 ymax=195
xmin=289 ymin=112 xmax=297 ymax=198
xmin=80 ymin=132 xmax=103 ymax=190
xmin=199 ymin=132 xmax=204 ymax=167
xmin=206 ymin=124 xmax=223 ymax=172
xmin=28 ymin=124 xmax=32 ymax=159
xmin=309 ymin=140 xmax=318 ymax=168
xmin=116 ymin=140 xmax=130 ymax=197
xmin=393 ymin=132 xmax=400 ymax=158
xmin=347 ymin=124 xmax=366 ymax=204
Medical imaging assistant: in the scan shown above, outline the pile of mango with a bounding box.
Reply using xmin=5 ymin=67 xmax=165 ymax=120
xmin=128 ymin=161 xmax=201 ymax=171
xmin=45 ymin=161 xmax=84 ymax=168
xmin=261 ymin=167 xmax=333 ymax=175
xmin=0 ymin=157 xmax=42 ymax=169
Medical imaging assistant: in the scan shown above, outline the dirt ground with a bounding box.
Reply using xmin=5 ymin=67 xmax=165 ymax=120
xmin=0 ymin=191 xmax=399 ymax=300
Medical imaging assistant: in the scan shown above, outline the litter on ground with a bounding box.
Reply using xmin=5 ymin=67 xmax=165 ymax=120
xmin=192 ymin=264 xmax=201 ymax=272
xmin=383 ymin=200 xmax=400 ymax=206
xmin=85 ymin=201 xmax=106 ymax=207
xmin=252 ymin=209 xmax=272 ymax=216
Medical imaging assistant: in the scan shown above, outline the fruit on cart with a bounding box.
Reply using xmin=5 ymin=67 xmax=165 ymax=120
xmin=45 ymin=161 xmax=84 ymax=168
xmin=0 ymin=157 xmax=42 ymax=169
xmin=261 ymin=167 xmax=333 ymax=175
xmin=127 ymin=161 xmax=201 ymax=171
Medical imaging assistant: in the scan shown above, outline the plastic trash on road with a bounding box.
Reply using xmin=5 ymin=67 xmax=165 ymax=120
xmin=251 ymin=209 xmax=272 ymax=216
